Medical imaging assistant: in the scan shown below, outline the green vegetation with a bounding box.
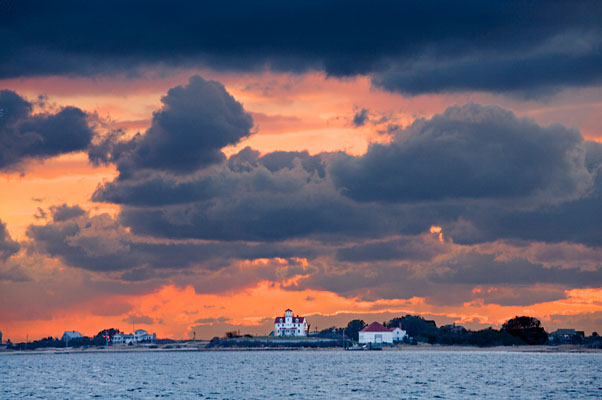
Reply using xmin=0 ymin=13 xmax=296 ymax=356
xmin=6 ymin=328 xmax=121 ymax=350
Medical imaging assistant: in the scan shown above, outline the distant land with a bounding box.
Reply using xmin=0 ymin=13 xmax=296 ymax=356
xmin=2 ymin=314 xmax=600 ymax=353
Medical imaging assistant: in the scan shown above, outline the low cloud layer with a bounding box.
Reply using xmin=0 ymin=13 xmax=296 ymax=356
xmin=26 ymin=206 xmax=317 ymax=279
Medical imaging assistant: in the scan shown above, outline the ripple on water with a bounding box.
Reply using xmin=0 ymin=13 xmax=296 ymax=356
xmin=0 ymin=351 xmax=601 ymax=399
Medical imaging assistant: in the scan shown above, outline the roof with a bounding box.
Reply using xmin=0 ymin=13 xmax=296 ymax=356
xmin=274 ymin=316 xmax=306 ymax=323
xmin=62 ymin=331 xmax=83 ymax=339
xmin=552 ymin=329 xmax=577 ymax=335
xmin=360 ymin=322 xmax=392 ymax=333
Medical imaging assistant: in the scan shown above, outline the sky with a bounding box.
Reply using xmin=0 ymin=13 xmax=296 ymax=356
xmin=2 ymin=0 xmax=602 ymax=341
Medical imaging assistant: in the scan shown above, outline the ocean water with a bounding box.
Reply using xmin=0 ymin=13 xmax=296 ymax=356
xmin=1 ymin=350 xmax=601 ymax=399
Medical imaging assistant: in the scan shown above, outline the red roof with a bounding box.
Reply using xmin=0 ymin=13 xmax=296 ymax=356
xmin=360 ymin=322 xmax=392 ymax=332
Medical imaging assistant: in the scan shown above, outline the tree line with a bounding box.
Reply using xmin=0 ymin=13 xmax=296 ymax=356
xmin=5 ymin=328 xmax=120 ymax=350
xmin=314 ymin=315 xmax=602 ymax=347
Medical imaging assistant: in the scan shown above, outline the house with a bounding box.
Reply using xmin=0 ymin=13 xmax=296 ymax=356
xmin=113 ymin=333 xmax=135 ymax=344
xmin=274 ymin=309 xmax=308 ymax=337
xmin=134 ymin=329 xmax=156 ymax=342
xmin=113 ymin=329 xmax=156 ymax=345
xmin=391 ymin=327 xmax=407 ymax=342
xmin=441 ymin=323 xmax=467 ymax=335
xmin=358 ymin=322 xmax=407 ymax=344
xmin=549 ymin=329 xmax=585 ymax=344
xmin=359 ymin=322 xmax=394 ymax=344
xmin=61 ymin=331 xmax=83 ymax=345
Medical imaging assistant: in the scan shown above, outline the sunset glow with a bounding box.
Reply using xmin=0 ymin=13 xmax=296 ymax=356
xmin=2 ymin=1 xmax=602 ymax=345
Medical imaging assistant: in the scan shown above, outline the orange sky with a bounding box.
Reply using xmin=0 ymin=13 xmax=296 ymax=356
xmin=2 ymin=71 xmax=602 ymax=342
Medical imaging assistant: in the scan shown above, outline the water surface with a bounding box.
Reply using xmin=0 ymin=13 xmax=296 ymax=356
xmin=2 ymin=350 xmax=601 ymax=399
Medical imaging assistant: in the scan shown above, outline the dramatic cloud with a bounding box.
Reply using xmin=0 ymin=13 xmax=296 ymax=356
xmin=0 ymin=220 xmax=27 ymax=283
xmin=90 ymin=82 xmax=602 ymax=249
xmin=3 ymin=1 xmax=601 ymax=96
xmin=90 ymin=76 xmax=253 ymax=175
xmin=331 ymin=104 xmax=592 ymax=204
xmin=0 ymin=90 xmax=94 ymax=170
xmin=123 ymin=313 xmax=156 ymax=325
xmin=26 ymin=208 xmax=317 ymax=277
xmin=0 ymin=220 xmax=19 ymax=261
xmin=50 ymin=204 xmax=86 ymax=222
xmin=352 ymin=108 xmax=369 ymax=127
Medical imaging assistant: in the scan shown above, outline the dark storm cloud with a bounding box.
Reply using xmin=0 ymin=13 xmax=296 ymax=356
xmin=0 ymin=265 xmax=31 ymax=283
xmin=50 ymin=204 xmax=86 ymax=222
xmin=194 ymin=317 xmax=228 ymax=325
xmin=3 ymin=1 xmax=601 ymax=96
xmin=292 ymin=248 xmax=602 ymax=305
xmin=473 ymin=286 xmax=567 ymax=307
xmin=0 ymin=90 xmax=94 ymax=170
xmin=91 ymin=76 xmax=253 ymax=175
xmin=116 ymin=185 xmax=395 ymax=242
xmin=95 ymin=147 xmax=326 ymax=206
xmin=372 ymin=47 xmax=602 ymax=97
xmin=0 ymin=219 xmax=27 ymax=282
xmin=429 ymin=252 xmax=602 ymax=287
xmin=336 ymin=235 xmax=448 ymax=262
xmin=0 ymin=220 xmax=20 ymax=261
xmin=123 ymin=313 xmax=155 ymax=325
xmin=92 ymin=87 xmax=602 ymax=247
xmin=352 ymin=109 xmax=369 ymax=127
xmin=449 ymin=177 xmax=602 ymax=247
xmin=94 ymin=144 xmax=396 ymax=241
xmin=26 ymin=209 xmax=318 ymax=275
xmin=331 ymin=103 xmax=592 ymax=203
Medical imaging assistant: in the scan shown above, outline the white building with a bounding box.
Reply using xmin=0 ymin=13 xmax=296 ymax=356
xmin=391 ymin=327 xmax=407 ymax=342
xmin=61 ymin=331 xmax=83 ymax=345
xmin=112 ymin=333 xmax=135 ymax=344
xmin=134 ymin=329 xmax=156 ymax=342
xmin=113 ymin=329 xmax=156 ymax=345
xmin=358 ymin=322 xmax=407 ymax=344
xmin=274 ymin=309 xmax=308 ymax=337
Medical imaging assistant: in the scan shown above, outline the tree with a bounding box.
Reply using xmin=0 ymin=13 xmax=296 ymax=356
xmin=387 ymin=315 xmax=438 ymax=342
xmin=93 ymin=328 xmax=121 ymax=345
xmin=502 ymin=316 xmax=548 ymax=345
xmin=344 ymin=320 xmax=366 ymax=341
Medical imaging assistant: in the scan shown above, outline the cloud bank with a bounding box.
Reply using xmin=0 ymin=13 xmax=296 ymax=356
xmin=3 ymin=1 xmax=601 ymax=96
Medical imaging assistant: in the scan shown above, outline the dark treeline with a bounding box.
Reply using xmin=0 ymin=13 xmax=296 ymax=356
xmin=6 ymin=328 xmax=120 ymax=350
xmin=311 ymin=315 xmax=602 ymax=348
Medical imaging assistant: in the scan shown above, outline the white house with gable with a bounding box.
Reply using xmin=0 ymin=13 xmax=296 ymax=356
xmin=61 ymin=331 xmax=83 ymax=345
xmin=113 ymin=329 xmax=156 ymax=344
xmin=274 ymin=309 xmax=308 ymax=337
xmin=134 ymin=329 xmax=156 ymax=342
xmin=358 ymin=322 xmax=407 ymax=344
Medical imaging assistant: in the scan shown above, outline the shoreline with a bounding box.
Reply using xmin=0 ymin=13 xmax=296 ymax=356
xmin=1 ymin=343 xmax=600 ymax=356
